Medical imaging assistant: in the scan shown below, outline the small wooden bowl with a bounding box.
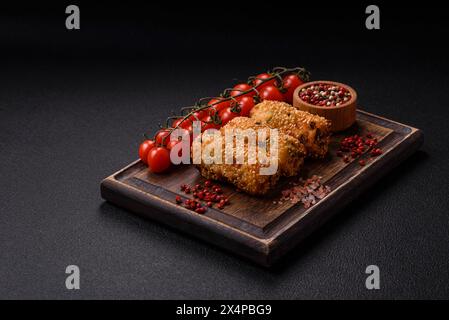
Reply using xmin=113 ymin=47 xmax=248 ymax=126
xmin=293 ymin=81 xmax=357 ymax=132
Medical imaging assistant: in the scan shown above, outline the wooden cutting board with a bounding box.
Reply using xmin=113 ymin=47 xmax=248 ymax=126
xmin=100 ymin=110 xmax=423 ymax=266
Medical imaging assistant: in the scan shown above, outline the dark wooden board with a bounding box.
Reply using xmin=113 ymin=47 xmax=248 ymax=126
xmin=100 ymin=110 xmax=423 ymax=266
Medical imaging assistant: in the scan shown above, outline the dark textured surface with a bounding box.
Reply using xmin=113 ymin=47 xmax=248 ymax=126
xmin=1 ymin=2 xmax=449 ymax=299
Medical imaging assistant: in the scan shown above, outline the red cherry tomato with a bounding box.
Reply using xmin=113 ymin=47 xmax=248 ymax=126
xmin=147 ymin=147 xmax=171 ymax=173
xmin=138 ymin=140 xmax=155 ymax=164
xmin=172 ymin=127 xmax=193 ymax=147
xmin=283 ymin=74 xmax=304 ymax=104
xmin=259 ymin=85 xmax=284 ymax=102
xmin=182 ymin=121 xmax=193 ymax=133
xmin=167 ymin=140 xmax=183 ymax=158
xmin=201 ymin=116 xmax=221 ymax=131
xmin=166 ymin=139 xmax=178 ymax=149
xmin=219 ymin=107 xmax=238 ymax=126
xmin=207 ymin=98 xmax=230 ymax=114
xmin=237 ymin=96 xmax=255 ymax=117
xmin=253 ymin=73 xmax=277 ymax=90
xmin=188 ymin=110 xmax=206 ymax=123
xmin=155 ymin=129 xmax=171 ymax=146
xmin=172 ymin=118 xmax=183 ymax=128
xmin=230 ymin=83 xmax=255 ymax=98
xmin=172 ymin=118 xmax=192 ymax=130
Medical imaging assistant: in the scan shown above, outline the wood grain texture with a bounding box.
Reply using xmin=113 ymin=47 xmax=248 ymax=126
xmin=100 ymin=110 xmax=423 ymax=266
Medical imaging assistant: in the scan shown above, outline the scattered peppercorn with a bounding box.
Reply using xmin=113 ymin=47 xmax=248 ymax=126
xmin=370 ymin=148 xmax=383 ymax=156
xmin=195 ymin=207 xmax=206 ymax=214
xmin=299 ymin=83 xmax=352 ymax=107
xmin=337 ymin=133 xmax=383 ymax=167
xmin=174 ymin=180 xmax=231 ymax=214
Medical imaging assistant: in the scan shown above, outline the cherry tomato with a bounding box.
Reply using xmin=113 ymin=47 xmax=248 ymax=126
xmin=172 ymin=118 xmax=193 ymax=130
xmin=230 ymin=83 xmax=255 ymax=98
xmin=236 ymin=96 xmax=255 ymax=117
xmin=201 ymin=116 xmax=221 ymax=131
xmin=253 ymin=73 xmax=277 ymax=90
xmin=188 ymin=110 xmax=206 ymax=123
xmin=167 ymin=140 xmax=183 ymax=158
xmin=206 ymin=122 xmax=221 ymax=131
xmin=205 ymin=107 xmax=218 ymax=118
xmin=147 ymin=147 xmax=171 ymax=173
xmin=138 ymin=140 xmax=155 ymax=164
xmin=172 ymin=118 xmax=184 ymax=128
xmin=207 ymin=98 xmax=230 ymax=114
xmin=180 ymin=120 xmax=193 ymax=133
xmin=259 ymin=85 xmax=284 ymax=101
xmin=155 ymin=129 xmax=171 ymax=146
xmin=283 ymin=74 xmax=304 ymax=104
xmin=219 ymin=107 xmax=238 ymax=126
xmin=171 ymin=128 xmax=193 ymax=147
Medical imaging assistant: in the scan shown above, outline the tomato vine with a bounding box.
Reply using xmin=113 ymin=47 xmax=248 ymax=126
xmin=149 ymin=66 xmax=310 ymax=140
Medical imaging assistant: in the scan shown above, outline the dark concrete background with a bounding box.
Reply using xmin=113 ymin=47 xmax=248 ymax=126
xmin=1 ymin=2 xmax=448 ymax=299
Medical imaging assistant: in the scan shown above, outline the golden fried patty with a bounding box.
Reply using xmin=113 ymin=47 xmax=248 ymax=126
xmin=195 ymin=117 xmax=306 ymax=195
xmin=249 ymin=100 xmax=331 ymax=158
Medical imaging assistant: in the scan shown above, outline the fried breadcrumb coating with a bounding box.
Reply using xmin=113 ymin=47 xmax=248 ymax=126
xmin=196 ymin=117 xmax=306 ymax=195
xmin=250 ymin=100 xmax=331 ymax=158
